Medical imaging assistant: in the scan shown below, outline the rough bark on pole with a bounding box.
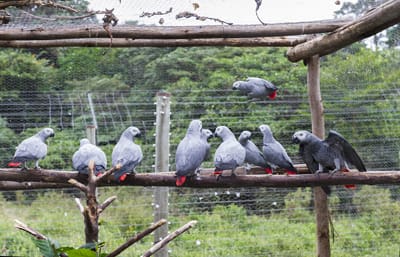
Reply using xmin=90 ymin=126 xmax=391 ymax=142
xmin=3 ymin=167 xmax=400 ymax=189
xmin=0 ymin=36 xmax=310 ymax=48
xmin=153 ymin=92 xmax=171 ymax=257
xmin=307 ymin=55 xmax=330 ymax=257
xmin=0 ymin=20 xmax=352 ymax=40
xmin=286 ymin=0 xmax=400 ymax=62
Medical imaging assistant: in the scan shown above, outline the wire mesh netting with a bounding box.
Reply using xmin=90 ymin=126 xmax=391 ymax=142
xmin=1 ymin=0 xmax=400 ymax=256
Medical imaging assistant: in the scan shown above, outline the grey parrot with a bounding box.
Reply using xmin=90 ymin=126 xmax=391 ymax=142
xmin=112 ymin=126 xmax=143 ymax=182
xmin=175 ymin=120 xmax=208 ymax=186
xmin=214 ymin=126 xmax=246 ymax=176
xmin=259 ymin=124 xmax=297 ymax=174
xmin=232 ymin=77 xmax=277 ymax=100
xmin=292 ymin=130 xmax=366 ymax=193
xmin=8 ymin=127 xmax=55 ymax=169
xmin=72 ymin=138 xmax=107 ymax=176
xmin=238 ymin=130 xmax=272 ymax=174
xmin=201 ymin=128 xmax=214 ymax=163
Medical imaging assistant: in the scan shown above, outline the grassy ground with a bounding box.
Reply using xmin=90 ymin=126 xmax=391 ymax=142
xmin=1 ymin=186 xmax=399 ymax=256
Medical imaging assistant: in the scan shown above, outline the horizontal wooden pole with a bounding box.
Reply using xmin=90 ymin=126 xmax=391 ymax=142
xmin=0 ymin=36 xmax=309 ymax=48
xmin=0 ymin=19 xmax=352 ymax=41
xmin=0 ymin=166 xmax=400 ymax=190
xmin=286 ymin=0 xmax=400 ymax=62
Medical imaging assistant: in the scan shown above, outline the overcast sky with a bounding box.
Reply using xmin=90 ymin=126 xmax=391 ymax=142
xmin=88 ymin=0 xmax=356 ymax=26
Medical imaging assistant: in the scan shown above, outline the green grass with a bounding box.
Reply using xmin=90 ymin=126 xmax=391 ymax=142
xmin=1 ymin=186 xmax=400 ymax=256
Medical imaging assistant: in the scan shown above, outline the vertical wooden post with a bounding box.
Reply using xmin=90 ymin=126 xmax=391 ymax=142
xmin=307 ymin=55 xmax=330 ymax=257
xmin=153 ymin=92 xmax=171 ymax=257
xmin=86 ymin=125 xmax=97 ymax=145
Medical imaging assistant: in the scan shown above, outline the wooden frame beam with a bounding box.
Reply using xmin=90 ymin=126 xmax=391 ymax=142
xmin=0 ymin=19 xmax=351 ymax=40
xmin=0 ymin=167 xmax=400 ymax=190
xmin=0 ymin=36 xmax=310 ymax=48
xmin=286 ymin=0 xmax=400 ymax=62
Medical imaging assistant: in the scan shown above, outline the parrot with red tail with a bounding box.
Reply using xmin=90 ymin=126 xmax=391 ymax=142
xmin=8 ymin=127 xmax=55 ymax=169
xmin=213 ymin=126 xmax=246 ymax=177
xmin=175 ymin=120 xmax=208 ymax=186
xmin=238 ymin=130 xmax=272 ymax=174
xmin=112 ymin=126 xmax=143 ymax=182
xmin=292 ymin=130 xmax=366 ymax=195
xmin=259 ymin=124 xmax=297 ymax=175
xmin=232 ymin=77 xmax=277 ymax=100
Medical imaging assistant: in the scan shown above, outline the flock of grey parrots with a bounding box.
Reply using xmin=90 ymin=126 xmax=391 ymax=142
xmin=8 ymin=77 xmax=366 ymax=191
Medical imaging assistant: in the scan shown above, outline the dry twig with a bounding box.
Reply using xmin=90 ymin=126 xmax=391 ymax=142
xmin=141 ymin=220 xmax=198 ymax=257
xmin=140 ymin=7 xmax=173 ymax=18
xmin=106 ymin=219 xmax=168 ymax=257
xmin=176 ymin=11 xmax=233 ymax=25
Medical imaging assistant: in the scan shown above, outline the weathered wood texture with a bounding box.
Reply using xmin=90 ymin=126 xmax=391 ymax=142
xmin=0 ymin=36 xmax=310 ymax=48
xmin=307 ymin=55 xmax=330 ymax=257
xmin=0 ymin=20 xmax=351 ymax=40
xmin=0 ymin=167 xmax=400 ymax=190
xmin=286 ymin=0 xmax=400 ymax=62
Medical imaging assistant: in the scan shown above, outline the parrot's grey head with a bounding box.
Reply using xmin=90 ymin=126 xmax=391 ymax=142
xmin=239 ymin=130 xmax=251 ymax=141
xmin=232 ymin=81 xmax=244 ymax=90
xmin=214 ymin=126 xmax=233 ymax=140
xmin=127 ymin=126 xmax=141 ymax=137
xmin=201 ymin=129 xmax=213 ymax=140
xmin=259 ymin=124 xmax=272 ymax=135
xmin=39 ymin=127 xmax=55 ymax=140
xmin=292 ymin=130 xmax=311 ymax=144
xmin=79 ymin=138 xmax=91 ymax=147
xmin=188 ymin=119 xmax=202 ymax=134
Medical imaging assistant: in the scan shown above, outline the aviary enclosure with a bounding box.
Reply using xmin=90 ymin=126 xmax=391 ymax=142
xmin=0 ymin=0 xmax=399 ymax=256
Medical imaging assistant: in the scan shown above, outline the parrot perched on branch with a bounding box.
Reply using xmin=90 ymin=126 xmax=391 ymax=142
xmin=259 ymin=124 xmax=297 ymax=175
xmin=112 ymin=126 xmax=143 ymax=182
xmin=214 ymin=126 xmax=246 ymax=177
xmin=232 ymin=77 xmax=277 ymax=100
xmin=72 ymin=138 xmax=107 ymax=176
xmin=8 ymin=127 xmax=55 ymax=169
xmin=238 ymin=130 xmax=271 ymax=174
xmin=292 ymin=130 xmax=366 ymax=194
xmin=175 ymin=120 xmax=208 ymax=186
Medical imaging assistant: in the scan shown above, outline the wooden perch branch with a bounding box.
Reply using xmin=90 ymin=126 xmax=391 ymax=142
xmin=68 ymin=160 xmax=118 ymax=244
xmin=1 ymin=166 xmax=400 ymax=189
xmin=0 ymin=19 xmax=351 ymax=40
xmin=106 ymin=219 xmax=168 ymax=257
xmin=286 ymin=0 xmax=400 ymax=62
xmin=0 ymin=36 xmax=310 ymax=48
xmin=141 ymin=220 xmax=197 ymax=257
xmin=98 ymin=196 xmax=117 ymax=215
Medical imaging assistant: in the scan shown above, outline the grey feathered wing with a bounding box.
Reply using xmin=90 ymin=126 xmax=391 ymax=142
xmin=325 ymin=130 xmax=366 ymax=172
xmin=175 ymin=136 xmax=206 ymax=185
xmin=112 ymin=139 xmax=143 ymax=181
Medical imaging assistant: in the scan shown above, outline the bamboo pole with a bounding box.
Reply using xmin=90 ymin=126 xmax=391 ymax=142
xmin=307 ymin=55 xmax=330 ymax=257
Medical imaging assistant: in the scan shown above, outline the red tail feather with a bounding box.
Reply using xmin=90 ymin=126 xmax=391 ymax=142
xmin=176 ymin=176 xmax=187 ymax=186
xmin=119 ymin=173 xmax=128 ymax=182
xmin=345 ymin=184 xmax=356 ymax=189
xmin=8 ymin=162 xmax=21 ymax=168
xmin=213 ymin=170 xmax=223 ymax=175
xmin=285 ymin=170 xmax=297 ymax=175
xmin=268 ymin=91 xmax=277 ymax=100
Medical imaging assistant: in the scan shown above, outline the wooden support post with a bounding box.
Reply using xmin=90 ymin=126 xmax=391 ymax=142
xmin=86 ymin=125 xmax=97 ymax=145
xmin=153 ymin=92 xmax=171 ymax=257
xmin=307 ymin=55 xmax=330 ymax=257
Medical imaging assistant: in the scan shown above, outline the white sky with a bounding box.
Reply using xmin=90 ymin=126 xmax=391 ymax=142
xmin=88 ymin=0 xmax=356 ymax=26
